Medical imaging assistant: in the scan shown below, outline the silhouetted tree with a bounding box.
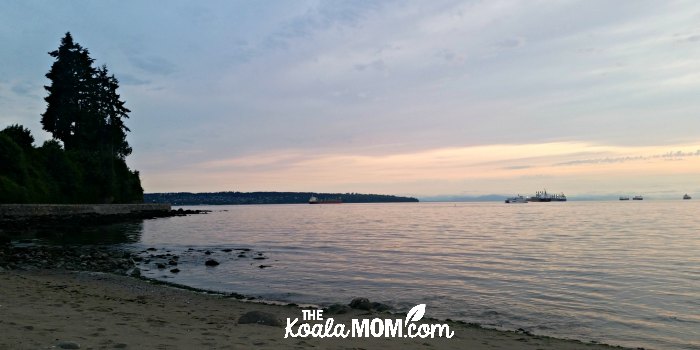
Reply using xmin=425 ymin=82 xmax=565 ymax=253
xmin=0 ymin=124 xmax=34 ymax=150
xmin=42 ymin=32 xmax=96 ymax=150
xmin=41 ymin=32 xmax=132 ymax=158
xmin=94 ymin=65 xmax=132 ymax=158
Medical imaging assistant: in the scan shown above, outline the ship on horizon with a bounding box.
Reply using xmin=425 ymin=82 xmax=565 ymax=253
xmin=528 ymin=190 xmax=567 ymax=202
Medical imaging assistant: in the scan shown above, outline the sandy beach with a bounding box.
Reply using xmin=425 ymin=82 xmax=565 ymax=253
xmin=0 ymin=270 xmax=630 ymax=350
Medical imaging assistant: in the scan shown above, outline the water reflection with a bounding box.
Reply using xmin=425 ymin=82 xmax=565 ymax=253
xmin=3 ymin=220 xmax=144 ymax=245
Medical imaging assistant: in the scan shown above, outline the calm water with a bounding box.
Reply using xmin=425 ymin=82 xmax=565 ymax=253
xmin=26 ymin=201 xmax=700 ymax=349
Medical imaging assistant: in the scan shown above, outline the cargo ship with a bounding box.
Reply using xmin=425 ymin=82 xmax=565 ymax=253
xmin=505 ymin=195 xmax=528 ymax=203
xmin=308 ymin=196 xmax=342 ymax=204
xmin=527 ymin=190 xmax=567 ymax=202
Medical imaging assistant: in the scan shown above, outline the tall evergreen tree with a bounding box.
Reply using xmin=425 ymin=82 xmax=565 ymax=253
xmin=33 ymin=32 xmax=143 ymax=203
xmin=42 ymin=32 xmax=132 ymax=157
xmin=94 ymin=65 xmax=132 ymax=158
xmin=41 ymin=32 xmax=96 ymax=150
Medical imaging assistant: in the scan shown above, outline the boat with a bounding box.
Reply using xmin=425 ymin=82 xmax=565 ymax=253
xmin=632 ymin=195 xmax=643 ymax=200
xmin=683 ymin=194 xmax=691 ymax=200
xmin=308 ymin=196 xmax=342 ymax=204
xmin=619 ymin=196 xmax=630 ymax=200
xmin=505 ymin=195 xmax=528 ymax=203
xmin=527 ymin=190 xmax=567 ymax=202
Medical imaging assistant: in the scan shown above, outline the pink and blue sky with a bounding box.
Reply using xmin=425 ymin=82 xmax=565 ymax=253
xmin=1 ymin=1 xmax=700 ymax=198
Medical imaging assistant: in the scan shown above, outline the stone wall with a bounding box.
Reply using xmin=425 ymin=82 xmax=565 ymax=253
xmin=0 ymin=204 xmax=171 ymax=218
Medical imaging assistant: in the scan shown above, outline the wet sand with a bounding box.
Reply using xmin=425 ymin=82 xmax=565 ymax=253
xmin=0 ymin=270 xmax=630 ymax=350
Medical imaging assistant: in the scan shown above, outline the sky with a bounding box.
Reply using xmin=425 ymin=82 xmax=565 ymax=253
xmin=1 ymin=0 xmax=700 ymax=198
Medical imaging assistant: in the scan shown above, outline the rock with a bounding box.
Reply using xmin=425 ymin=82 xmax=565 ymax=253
xmin=222 ymin=248 xmax=233 ymax=252
xmin=146 ymin=247 xmax=157 ymax=251
xmin=205 ymin=259 xmax=219 ymax=267
xmin=57 ymin=341 xmax=81 ymax=349
xmin=227 ymin=292 xmax=246 ymax=299
xmin=238 ymin=311 xmax=282 ymax=326
xmin=252 ymin=256 xmax=267 ymax=260
xmin=170 ymin=268 xmax=180 ymax=273
xmin=349 ymin=297 xmax=372 ymax=310
xmin=258 ymin=265 xmax=271 ymax=269
xmin=371 ymin=302 xmax=392 ymax=312
xmin=155 ymin=263 xmax=166 ymax=269
xmin=237 ymin=254 xmax=246 ymax=258
xmin=168 ymin=260 xmax=177 ymax=266
xmin=129 ymin=267 xmax=141 ymax=277
xmin=204 ymin=250 xmax=212 ymax=255
xmin=113 ymin=344 xmax=128 ymax=348
xmin=325 ymin=304 xmax=351 ymax=315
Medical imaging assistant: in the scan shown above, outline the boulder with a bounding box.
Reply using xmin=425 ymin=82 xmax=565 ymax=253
xmin=325 ymin=304 xmax=351 ymax=315
xmin=205 ymin=259 xmax=219 ymax=267
xmin=349 ymin=297 xmax=372 ymax=310
xmin=371 ymin=302 xmax=392 ymax=312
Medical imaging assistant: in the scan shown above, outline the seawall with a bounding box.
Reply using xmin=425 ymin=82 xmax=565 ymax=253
xmin=0 ymin=204 xmax=171 ymax=218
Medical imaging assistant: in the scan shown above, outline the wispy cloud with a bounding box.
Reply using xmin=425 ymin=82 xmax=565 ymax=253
xmin=129 ymin=55 xmax=177 ymax=75
xmin=556 ymin=149 xmax=700 ymax=166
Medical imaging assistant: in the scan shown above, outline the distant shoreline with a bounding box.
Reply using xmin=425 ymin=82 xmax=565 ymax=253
xmin=145 ymin=191 xmax=419 ymax=206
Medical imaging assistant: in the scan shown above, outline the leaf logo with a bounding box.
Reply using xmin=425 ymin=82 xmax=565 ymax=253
xmin=405 ymin=304 xmax=426 ymax=324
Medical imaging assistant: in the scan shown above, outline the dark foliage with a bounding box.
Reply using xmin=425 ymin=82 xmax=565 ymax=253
xmin=0 ymin=33 xmax=142 ymax=203
xmin=0 ymin=129 xmax=143 ymax=204
xmin=144 ymin=192 xmax=418 ymax=205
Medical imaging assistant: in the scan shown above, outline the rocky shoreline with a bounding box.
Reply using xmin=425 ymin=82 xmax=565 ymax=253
xmin=0 ymin=239 xmax=638 ymax=349
xmin=0 ymin=208 xmax=210 ymax=276
xmin=0 ymin=244 xmax=137 ymax=275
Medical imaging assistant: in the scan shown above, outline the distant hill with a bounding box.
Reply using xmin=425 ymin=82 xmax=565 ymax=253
xmin=144 ymin=191 xmax=419 ymax=205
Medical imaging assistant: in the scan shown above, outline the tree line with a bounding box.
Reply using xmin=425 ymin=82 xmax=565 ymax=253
xmin=0 ymin=33 xmax=142 ymax=203
xmin=144 ymin=192 xmax=419 ymax=205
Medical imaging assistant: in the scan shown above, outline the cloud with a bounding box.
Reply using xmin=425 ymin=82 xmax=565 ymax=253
xmin=10 ymin=81 xmax=37 ymax=97
xmin=494 ymin=37 xmax=526 ymax=49
xmin=129 ymin=55 xmax=177 ymax=75
xmin=556 ymin=150 xmax=700 ymax=166
xmin=684 ymin=35 xmax=700 ymax=42
xmin=118 ymin=73 xmax=150 ymax=86
xmin=354 ymin=59 xmax=386 ymax=71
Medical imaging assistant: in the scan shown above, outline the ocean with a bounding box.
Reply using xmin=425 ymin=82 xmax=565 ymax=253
xmin=33 ymin=201 xmax=700 ymax=349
